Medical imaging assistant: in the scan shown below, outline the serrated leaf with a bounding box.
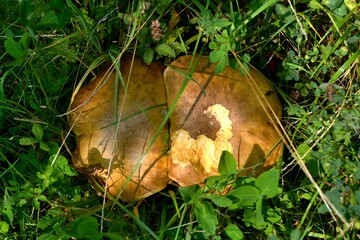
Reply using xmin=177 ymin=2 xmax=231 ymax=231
xmin=155 ymin=44 xmax=176 ymax=58
xmin=143 ymin=48 xmax=154 ymax=65
xmin=228 ymin=185 xmax=260 ymax=207
xmin=205 ymin=194 xmax=233 ymax=207
xmin=32 ymin=124 xmax=44 ymax=140
xmin=218 ymin=150 xmax=237 ymax=175
xmin=224 ymin=224 xmax=244 ymax=240
xmin=194 ymin=200 xmax=218 ymax=235
xmin=255 ymin=168 xmax=280 ymax=198
xmin=19 ymin=137 xmax=38 ymax=145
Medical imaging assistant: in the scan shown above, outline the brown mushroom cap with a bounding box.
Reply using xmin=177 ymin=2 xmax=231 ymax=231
xmin=68 ymin=57 xmax=170 ymax=201
xmin=164 ymin=55 xmax=283 ymax=186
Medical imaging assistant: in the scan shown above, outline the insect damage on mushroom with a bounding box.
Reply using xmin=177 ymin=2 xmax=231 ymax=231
xmin=170 ymin=104 xmax=233 ymax=174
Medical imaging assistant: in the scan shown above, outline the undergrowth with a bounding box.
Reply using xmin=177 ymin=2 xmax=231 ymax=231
xmin=0 ymin=0 xmax=359 ymax=239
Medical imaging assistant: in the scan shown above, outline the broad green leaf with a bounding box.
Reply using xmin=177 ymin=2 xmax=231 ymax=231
xmin=209 ymin=49 xmax=224 ymax=62
xmin=179 ymin=185 xmax=202 ymax=204
xmin=49 ymin=155 xmax=77 ymax=176
xmin=228 ymin=185 xmax=260 ymax=207
xmin=0 ymin=221 xmax=9 ymax=234
xmin=322 ymin=0 xmax=343 ymax=10
xmin=275 ymin=4 xmax=289 ymax=16
xmin=39 ymin=141 xmax=50 ymax=151
xmin=4 ymin=38 xmax=23 ymax=59
xmin=266 ymin=207 xmax=282 ymax=224
xmin=218 ymin=150 xmax=237 ymax=175
xmin=205 ymin=175 xmax=223 ymax=187
xmin=37 ymin=195 xmax=48 ymax=202
xmin=333 ymin=3 xmax=348 ymax=17
xmin=36 ymin=10 xmax=59 ymax=28
xmin=68 ymin=216 xmax=100 ymax=239
xmin=205 ymin=194 xmax=233 ymax=207
xmin=224 ymin=224 xmax=244 ymax=240
xmin=214 ymin=57 xmax=226 ymax=74
xmin=19 ymin=137 xmax=38 ymax=145
xmin=209 ymin=41 xmax=218 ymax=50
xmin=2 ymin=208 xmax=13 ymax=224
xmin=296 ymin=143 xmax=312 ymax=161
xmin=213 ymin=19 xmax=231 ymax=28
xmin=309 ymin=0 xmax=322 ymax=9
xmin=194 ymin=200 xmax=218 ymax=235
xmin=18 ymin=32 xmax=30 ymax=51
xmin=32 ymin=124 xmax=44 ymax=140
xmin=255 ymin=168 xmax=280 ymax=198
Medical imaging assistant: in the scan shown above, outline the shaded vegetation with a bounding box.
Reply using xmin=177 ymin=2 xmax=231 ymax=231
xmin=0 ymin=0 xmax=359 ymax=239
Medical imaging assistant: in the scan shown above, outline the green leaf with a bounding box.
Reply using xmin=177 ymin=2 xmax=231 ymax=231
xmin=255 ymin=168 xmax=280 ymax=198
xmin=214 ymin=55 xmax=228 ymax=74
xmin=67 ymin=216 xmax=100 ymax=239
xmin=224 ymin=224 xmax=244 ymax=240
xmin=254 ymin=196 xmax=266 ymax=228
xmin=179 ymin=185 xmax=202 ymax=204
xmin=2 ymin=208 xmax=13 ymax=224
xmin=209 ymin=41 xmax=218 ymax=50
xmin=143 ymin=48 xmax=154 ymax=65
xmin=194 ymin=200 xmax=218 ymax=235
xmin=155 ymin=44 xmax=176 ymax=58
xmin=18 ymin=32 xmax=30 ymax=51
xmin=228 ymin=185 xmax=260 ymax=207
xmin=4 ymin=38 xmax=24 ymax=59
xmin=218 ymin=150 xmax=237 ymax=175
xmin=0 ymin=221 xmax=9 ymax=234
xmin=205 ymin=194 xmax=233 ymax=207
xmin=296 ymin=143 xmax=312 ymax=161
xmin=38 ymin=195 xmax=48 ymax=202
xmin=36 ymin=10 xmax=59 ymax=28
xmin=209 ymin=49 xmax=224 ymax=62
xmin=32 ymin=124 xmax=44 ymax=140
xmin=39 ymin=141 xmax=50 ymax=151
xmin=19 ymin=137 xmax=38 ymax=145
xmin=275 ymin=4 xmax=290 ymax=16
xmin=213 ymin=19 xmax=232 ymax=28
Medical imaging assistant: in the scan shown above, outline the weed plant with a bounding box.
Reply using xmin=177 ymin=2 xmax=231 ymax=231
xmin=0 ymin=0 xmax=359 ymax=239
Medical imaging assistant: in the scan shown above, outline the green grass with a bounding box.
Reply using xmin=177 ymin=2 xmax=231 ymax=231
xmin=1 ymin=0 xmax=359 ymax=239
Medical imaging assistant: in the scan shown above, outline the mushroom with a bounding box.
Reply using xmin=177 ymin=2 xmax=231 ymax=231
xmin=164 ymin=55 xmax=283 ymax=186
xmin=68 ymin=56 xmax=170 ymax=201
xmin=68 ymin=55 xmax=283 ymax=201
